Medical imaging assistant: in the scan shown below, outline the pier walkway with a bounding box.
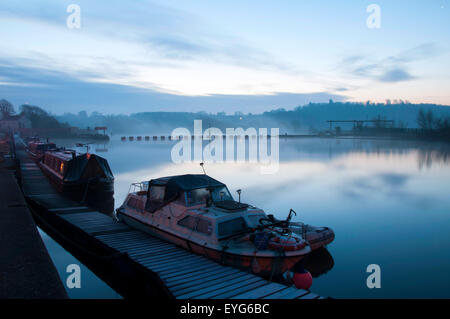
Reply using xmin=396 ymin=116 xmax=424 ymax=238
xmin=0 ymin=157 xmax=67 ymax=298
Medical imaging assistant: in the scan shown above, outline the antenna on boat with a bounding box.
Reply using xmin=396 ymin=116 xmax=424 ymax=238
xmin=236 ymin=189 xmax=242 ymax=203
xmin=76 ymin=142 xmax=91 ymax=155
xmin=200 ymin=162 xmax=206 ymax=175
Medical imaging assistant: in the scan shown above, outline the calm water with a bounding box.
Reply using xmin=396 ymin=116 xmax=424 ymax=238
xmin=40 ymin=137 xmax=450 ymax=298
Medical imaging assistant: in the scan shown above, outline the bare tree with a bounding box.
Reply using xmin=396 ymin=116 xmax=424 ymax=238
xmin=426 ymin=110 xmax=434 ymax=129
xmin=0 ymin=99 xmax=15 ymax=118
xmin=417 ymin=109 xmax=427 ymax=129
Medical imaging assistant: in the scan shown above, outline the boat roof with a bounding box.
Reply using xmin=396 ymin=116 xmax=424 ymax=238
xmin=150 ymin=174 xmax=225 ymax=190
xmin=29 ymin=141 xmax=56 ymax=146
xmin=149 ymin=174 xmax=226 ymax=200
xmin=30 ymin=141 xmax=55 ymax=145
xmin=45 ymin=150 xmax=76 ymax=161
xmin=64 ymin=153 xmax=114 ymax=181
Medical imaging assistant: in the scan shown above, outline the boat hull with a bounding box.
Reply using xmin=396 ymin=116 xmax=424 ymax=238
xmin=117 ymin=211 xmax=305 ymax=276
xmin=290 ymin=224 xmax=335 ymax=251
xmin=39 ymin=161 xmax=114 ymax=213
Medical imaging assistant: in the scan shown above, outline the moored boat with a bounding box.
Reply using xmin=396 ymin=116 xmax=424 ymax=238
xmin=39 ymin=149 xmax=114 ymax=205
xmin=116 ymin=174 xmax=334 ymax=276
xmin=26 ymin=139 xmax=56 ymax=161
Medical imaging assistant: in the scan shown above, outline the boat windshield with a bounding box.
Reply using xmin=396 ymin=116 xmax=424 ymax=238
xmin=186 ymin=186 xmax=233 ymax=206
xmin=210 ymin=186 xmax=233 ymax=202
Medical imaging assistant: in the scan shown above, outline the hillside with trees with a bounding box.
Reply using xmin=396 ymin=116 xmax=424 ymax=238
xmin=55 ymin=101 xmax=450 ymax=136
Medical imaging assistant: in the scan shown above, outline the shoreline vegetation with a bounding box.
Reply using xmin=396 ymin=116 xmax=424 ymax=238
xmin=1 ymin=99 xmax=449 ymax=142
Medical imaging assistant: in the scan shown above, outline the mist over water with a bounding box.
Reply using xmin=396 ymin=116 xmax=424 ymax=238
xmin=43 ymin=137 xmax=450 ymax=298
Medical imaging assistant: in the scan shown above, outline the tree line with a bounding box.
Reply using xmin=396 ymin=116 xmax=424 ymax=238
xmin=2 ymin=98 xmax=450 ymax=135
xmin=0 ymin=99 xmax=67 ymax=129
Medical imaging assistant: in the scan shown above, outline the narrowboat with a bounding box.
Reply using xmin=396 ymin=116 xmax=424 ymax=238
xmin=116 ymin=174 xmax=334 ymax=276
xmin=39 ymin=150 xmax=114 ymax=204
xmin=26 ymin=139 xmax=56 ymax=161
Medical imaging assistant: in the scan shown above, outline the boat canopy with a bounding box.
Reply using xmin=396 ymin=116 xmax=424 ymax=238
xmin=148 ymin=174 xmax=226 ymax=201
xmin=64 ymin=154 xmax=114 ymax=182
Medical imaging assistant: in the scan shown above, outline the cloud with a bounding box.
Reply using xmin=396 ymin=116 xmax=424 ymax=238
xmin=378 ymin=68 xmax=415 ymax=83
xmin=341 ymin=42 xmax=443 ymax=83
xmin=0 ymin=61 xmax=346 ymax=114
xmin=0 ymin=1 xmax=299 ymax=74
xmin=387 ymin=43 xmax=441 ymax=64
xmin=377 ymin=173 xmax=410 ymax=187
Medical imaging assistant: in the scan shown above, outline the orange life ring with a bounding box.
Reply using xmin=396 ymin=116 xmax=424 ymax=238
xmin=268 ymin=235 xmax=306 ymax=251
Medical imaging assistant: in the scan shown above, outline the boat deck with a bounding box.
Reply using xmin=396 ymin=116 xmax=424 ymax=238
xmin=17 ymin=145 xmax=323 ymax=299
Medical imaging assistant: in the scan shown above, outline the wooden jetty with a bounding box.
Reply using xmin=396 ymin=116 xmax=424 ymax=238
xmin=15 ymin=142 xmax=323 ymax=299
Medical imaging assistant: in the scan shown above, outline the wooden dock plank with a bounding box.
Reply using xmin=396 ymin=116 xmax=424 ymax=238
xmin=173 ymin=272 xmax=255 ymax=297
xmin=298 ymin=292 xmax=320 ymax=299
xmin=143 ymin=256 xmax=211 ymax=271
xmin=130 ymin=250 xmax=190 ymax=262
xmin=160 ymin=262 xmax=225 ymax=279
xmin=263 ymin=287 xmax=310 ymax=299
xmin=149 ymin=258 xmax=216 ymax=273
xmin=96 ymin=232 xmax=150 ymax=242
xmin=168 ymin=268 xmax=242 ymax=290
xmin=190 ymin=277 xmax=266 ymax=299
xmin=173 ymin=274 xmax=257 ymax=299
xmin=164 ymin=267 xmax=238 ymax=287
xmin=112 ymin=242 xmax=178 ymax=255
xmin=230 ymin=282 xmax=288 ymax=299
xmin=211 ymin=281 xmax=269 ymax=299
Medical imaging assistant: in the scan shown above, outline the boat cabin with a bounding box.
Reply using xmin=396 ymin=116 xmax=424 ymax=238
xmin=122 ymin=174 xmax=267 ymax=245
xmin=27 ymin=141 xmax=56 ymax=158
xmin=41 ymin=150 xmax=114 ymax=183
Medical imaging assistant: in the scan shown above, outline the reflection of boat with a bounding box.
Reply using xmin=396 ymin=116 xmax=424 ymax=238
xmin=39 ymin=149 xmax=114 ymax=207
xmin=116 ymin=174 xmax=334 ymax=276
xmin=275 ymin=247 xmax=334 ymax=286
xmin=302 ymin=247 xmax=334 ymax=278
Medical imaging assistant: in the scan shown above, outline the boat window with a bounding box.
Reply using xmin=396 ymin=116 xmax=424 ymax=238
xmin=174 ymin=192 xmax=186 ymax=205
xmin=218 ymin=217 xmax=248 ymax=238
xmin=177 ymin=216 xmax=197 ymax=230
xmin=210 ymin=186 xmax=233 ymax=202
xmin=127 ymin=197 xmax=137 ymax=208
xmin=186 ymin=188 xmax=210 ymax=206
xmin=177 ymin=216 xmax=212 ymax=236
xmin=149 ymin=186 xmax=165 ymax=201
xmin=196 ymin=218 xmax=212 ymax=235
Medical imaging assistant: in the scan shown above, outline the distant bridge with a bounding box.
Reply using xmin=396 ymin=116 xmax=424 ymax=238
xmin=326 ymin=120 xmax=395 ymax=130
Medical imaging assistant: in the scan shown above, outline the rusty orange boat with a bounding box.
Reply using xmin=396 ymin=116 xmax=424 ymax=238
xmin=116 ymin=174 xmax=334 ymax=276
xmin=26 ymin=139 xmax=56 ymax=161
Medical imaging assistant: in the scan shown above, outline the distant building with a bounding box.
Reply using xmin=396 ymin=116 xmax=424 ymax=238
xmin=0 ymin=114 xmax=32 ymax=133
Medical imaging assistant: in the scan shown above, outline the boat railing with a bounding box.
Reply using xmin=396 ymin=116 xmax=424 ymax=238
xmin=128 ymin=181 xmax=149 ymax=195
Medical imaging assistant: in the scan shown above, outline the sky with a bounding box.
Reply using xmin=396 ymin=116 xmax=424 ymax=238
xmin=0 ymin=0 xmax=449 ymax=114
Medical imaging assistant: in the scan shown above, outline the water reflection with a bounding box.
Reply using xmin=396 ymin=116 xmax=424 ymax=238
xmin=303 ymin=248 xmax=335 ymax=278
xmin=418 ymin=147 xmax=450 ymax=170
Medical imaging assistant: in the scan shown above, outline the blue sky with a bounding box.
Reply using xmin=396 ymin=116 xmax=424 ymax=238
xmin=0 ymin=0 xmax=449 ymax=114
